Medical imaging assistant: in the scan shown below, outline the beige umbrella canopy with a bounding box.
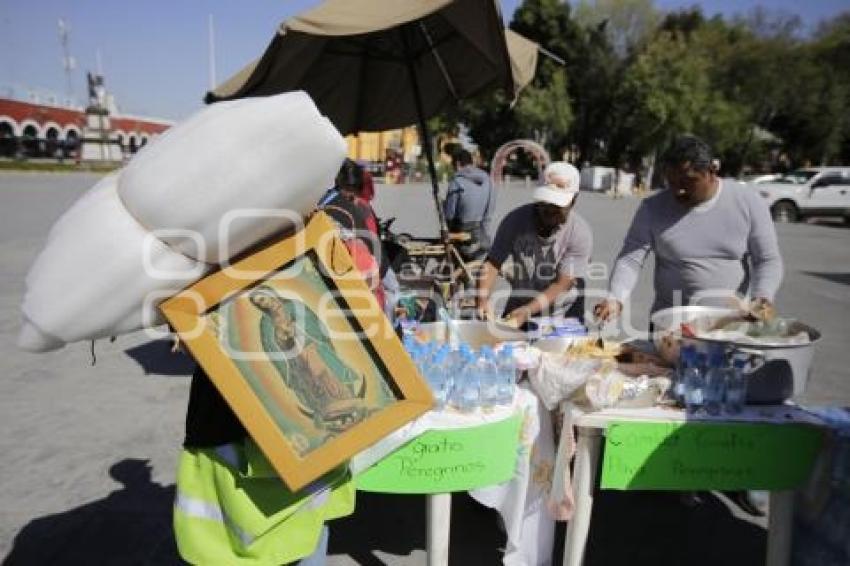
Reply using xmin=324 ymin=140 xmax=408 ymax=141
xmin=207 ymin=0 xmax=534 ymax=241
xmin=505 ymin=29 xmax=539 ymax=97
xmin=207 ymin=0 xmax=517 ymax=134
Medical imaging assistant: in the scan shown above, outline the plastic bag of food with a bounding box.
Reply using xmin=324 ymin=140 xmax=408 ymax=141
xmin=528 ymin=352 xmax=606 ymax=410
xmin=585 ymin=369 xmax=671 ymax=410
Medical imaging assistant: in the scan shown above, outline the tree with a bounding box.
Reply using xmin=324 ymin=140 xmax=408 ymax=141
xmin=511 ymin=0 xmax=621 ymax=163
xmin=574 ymin=0 xmax=661 ymax=57
xmin=611 ymin=30 xmax=713 ymax=159
xmin=810 ymin=13 xmax=850 ymax=164
xmin=442 ymin=0 xmax=582 ymax=163
xmin=513 ymin=68 xmax=574 ymax=147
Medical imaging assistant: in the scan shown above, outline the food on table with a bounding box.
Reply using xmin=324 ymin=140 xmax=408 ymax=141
xmin=566 ymin=338 xmax=621 ymax=359
xmin=585 ymin=370 xmax=671 ymax=409
xmin=656 ymin=331 xmax=682 ymax=366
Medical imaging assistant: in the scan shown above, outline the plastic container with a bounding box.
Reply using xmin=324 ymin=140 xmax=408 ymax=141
xmin=477 ymin=346 xmax=499 ymax=409
xmin=496 ymin=344 xmax=517 ymax=405
xmin=724 ymin=356 xmax=748 ymax=414
xmin=684 ymin=352 xmax=707 ymax=414
xmin=703 ymin=348 xmax=726 ymax=416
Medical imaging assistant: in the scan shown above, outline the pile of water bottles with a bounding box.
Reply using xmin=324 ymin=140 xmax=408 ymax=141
xmin=402 ymin=336 xmax=517 ymax=412
xmin=673 ymin=343 xmax=749 ymax=415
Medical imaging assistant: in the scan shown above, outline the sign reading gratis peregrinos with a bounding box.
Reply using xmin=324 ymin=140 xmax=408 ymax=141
xmin=356 ymin=414 xmax=522 ymax=494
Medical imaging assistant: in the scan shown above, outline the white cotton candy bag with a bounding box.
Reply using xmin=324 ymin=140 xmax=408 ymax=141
xmin=117 ymin=91 xmax=346 ymax=263
xmin=18 ymin=173 xmax=207 ymax=352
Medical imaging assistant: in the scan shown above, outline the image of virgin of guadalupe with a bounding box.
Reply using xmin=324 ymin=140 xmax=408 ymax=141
xmin=248 ymin=284 xmax=395 ymax=442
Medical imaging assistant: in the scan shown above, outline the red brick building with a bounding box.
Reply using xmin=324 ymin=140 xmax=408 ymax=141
xmin=0 ymin=97 xmax=172 ymax=159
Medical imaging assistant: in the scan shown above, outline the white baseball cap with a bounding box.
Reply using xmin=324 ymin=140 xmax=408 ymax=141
xmin=534 ymin=161 xmax=580 ymax=207
xmin=533 ymin=183 xmax=578 ymax=207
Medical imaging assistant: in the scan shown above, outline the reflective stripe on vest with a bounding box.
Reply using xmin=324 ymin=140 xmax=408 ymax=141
xmin=174 ymin=491 xmax=255 ymax=547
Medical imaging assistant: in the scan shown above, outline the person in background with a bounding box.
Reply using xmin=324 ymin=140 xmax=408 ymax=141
xmin=443 ymin=149 xmax=495 ymax=260
xmin=477 ymin=161 xmax=592 ymax=327
xmin=320 ymin=158 xmax=387 ymax=310
xmin=594 ymin=134 xmax=782 ymax=324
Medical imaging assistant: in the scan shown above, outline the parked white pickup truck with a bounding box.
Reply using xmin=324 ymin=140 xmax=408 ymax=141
xmin=753 ymin=167 xmax=850 ymax=223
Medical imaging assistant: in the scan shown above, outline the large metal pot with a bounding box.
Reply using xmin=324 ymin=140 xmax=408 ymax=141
xmin=650 ymin=306 xmax=821 ymax=404
xmin=415 ymin=320 xmax=531 ymax=349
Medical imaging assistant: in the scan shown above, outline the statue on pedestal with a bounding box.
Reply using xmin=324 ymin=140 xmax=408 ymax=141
xmin=86 ymin=72 xmax=107 ymax=111
xmin=81 ymin=71 xmax=122 ymax=162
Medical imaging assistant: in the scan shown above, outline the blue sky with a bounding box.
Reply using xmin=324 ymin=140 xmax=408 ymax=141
xmin=1 ymin=1 xmax=847 ymax=120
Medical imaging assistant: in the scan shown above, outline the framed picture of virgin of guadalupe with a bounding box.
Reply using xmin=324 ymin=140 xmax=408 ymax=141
xmin=161 ymin=212 xmax=433 ymax=490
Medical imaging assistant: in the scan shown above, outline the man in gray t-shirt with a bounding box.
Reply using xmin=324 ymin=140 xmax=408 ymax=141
xmin=595 ymin=135 xmax=783 ymax=323
xmin=478 ymin=162 xmax=593 ymax=326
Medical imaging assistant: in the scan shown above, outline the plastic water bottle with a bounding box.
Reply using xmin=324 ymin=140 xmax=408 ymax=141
xmin=451 ymin=349 xmax=480 ymax=412
xmin=465 ymin=349 xmax=482 ymax=410
xmin=444 ymin=343 xmax=468 ymax=380
xmin=495 ymin=344 xmax=517 ymax=405
xmin=684 ymin=352 xmax=706 ymax=414
xmin=703 ymin=347 xmax=726 ymax=416
xmin=477 ymin=346 xmax=499 ymax=409
xmin=426 ymin=351 xmax=453 ymax=409
xmin=675 ymin=345 xmax=696 ymax=403
xmin=724 ymin=355 xmax=748 ymax=414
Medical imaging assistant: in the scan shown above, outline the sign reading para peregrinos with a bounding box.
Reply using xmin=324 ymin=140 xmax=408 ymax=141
xmin=601 ymin=421 xmax=823 ymax=491
xmin=356 ymin=415 xmax=521 ymax=494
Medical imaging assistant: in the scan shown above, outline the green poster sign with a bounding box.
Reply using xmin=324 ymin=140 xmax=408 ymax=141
xmin=601 ymin=421 xmax=823 ymax=491
xmin=356 ymin=415 xmax=521 ymax=494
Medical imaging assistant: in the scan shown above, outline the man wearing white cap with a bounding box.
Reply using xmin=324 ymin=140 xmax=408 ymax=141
xmin=477 ymin=161 xmax=593 ymax=326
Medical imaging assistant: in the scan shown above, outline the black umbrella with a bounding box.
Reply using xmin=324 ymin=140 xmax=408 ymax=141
xmin=206 ymin=0 xmax=516 ymax=244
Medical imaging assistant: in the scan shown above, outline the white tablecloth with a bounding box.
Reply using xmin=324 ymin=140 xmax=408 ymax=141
xmin=352 ymin=383 xmax=559 ymax=566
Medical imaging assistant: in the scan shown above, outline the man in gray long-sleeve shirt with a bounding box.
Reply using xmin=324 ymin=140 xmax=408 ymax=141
xmin=595 ymin=135 xmax=783 ymax=322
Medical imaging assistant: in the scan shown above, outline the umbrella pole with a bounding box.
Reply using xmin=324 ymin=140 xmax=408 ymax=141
xmin=416 ymin=113 xmax=449 ymax=244
xmin=401 ymin=28 xmax=455 ymax=300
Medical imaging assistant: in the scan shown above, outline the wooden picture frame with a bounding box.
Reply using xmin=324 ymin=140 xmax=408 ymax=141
xmin=161 ymin=212 xmax=433 ymax=490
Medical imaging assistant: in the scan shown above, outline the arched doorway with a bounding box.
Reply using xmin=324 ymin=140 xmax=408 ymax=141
xmin=64 ymin=130 xmax=80 ymax=159
xmin=0 ymin=121 xmax=15 ymax=158
xmin=489 ymin=140 xmax=551 ymax=187
xmin=22 ymin=124 xmax=39 ymax=158
xmin=45 ymin=126 xmax=61 ymax=158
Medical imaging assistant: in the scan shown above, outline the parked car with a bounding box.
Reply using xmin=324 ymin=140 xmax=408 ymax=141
xmin=752 ymin=167 xmax=850 ymax=223
xmin=743 ymin=173 xmax=782 ymax=184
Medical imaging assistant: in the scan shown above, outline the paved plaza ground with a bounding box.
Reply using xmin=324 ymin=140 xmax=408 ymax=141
xmin=0 ymin=172 xmax=847 ymax=564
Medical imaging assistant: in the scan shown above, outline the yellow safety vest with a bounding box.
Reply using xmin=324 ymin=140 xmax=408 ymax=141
xmin=173 ymin=440 xmax=355 ymax=565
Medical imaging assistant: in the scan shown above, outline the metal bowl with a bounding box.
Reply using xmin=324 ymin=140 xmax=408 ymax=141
xmin=650 ymin=305 xmax=822 ymax=403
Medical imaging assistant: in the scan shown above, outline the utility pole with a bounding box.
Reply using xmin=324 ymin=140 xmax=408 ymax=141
xmin=58 ymin=19 xmax=76 ymax=102
xmin=208 ymin=14 xmax=217 ymax=90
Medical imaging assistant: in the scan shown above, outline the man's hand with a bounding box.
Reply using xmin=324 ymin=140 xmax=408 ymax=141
xmin=747 ymin=297 xmax=776 ymax=322
xmin=504 ymin=306 xmax=531 ymax=328
xmin=476 ymin=297 xmax=493 ymax=321
xmin=593 ymin=299 xmax=623 ymax=322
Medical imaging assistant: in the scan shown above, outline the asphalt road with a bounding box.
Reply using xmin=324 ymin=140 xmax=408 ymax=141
xmin=0 ymin=171 xmax=846 ymax=565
